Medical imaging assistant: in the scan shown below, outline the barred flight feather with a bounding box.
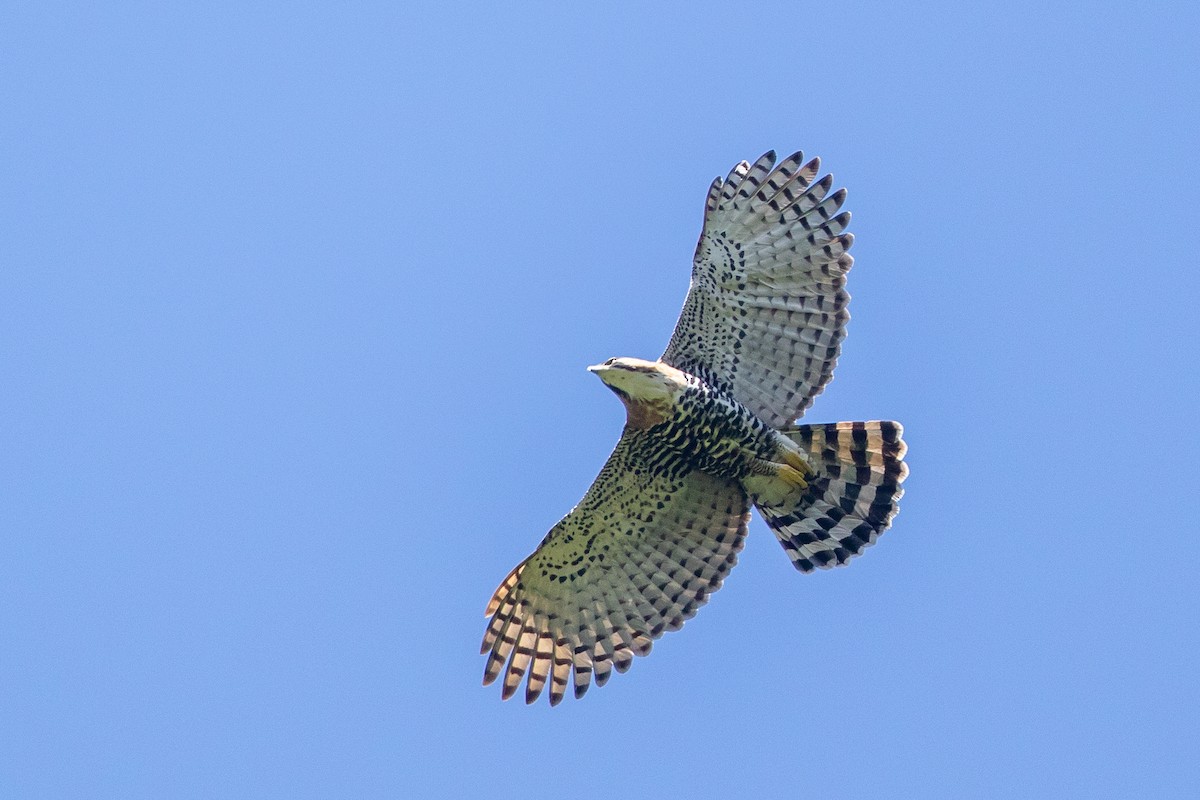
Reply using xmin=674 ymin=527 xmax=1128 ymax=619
xmin=663 ymin=150 xmax=854 ymax=427
xmin=482 ymin=433 xmax=751 ymax=704
xmin=759 ymin=421 xmax=909 ymax=573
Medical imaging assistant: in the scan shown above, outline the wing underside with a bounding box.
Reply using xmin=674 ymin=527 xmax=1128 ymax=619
xmin=482 ymin=433 xmax=751 ymax=705
xmin=662 ymin=150 xmax=853 ymax=428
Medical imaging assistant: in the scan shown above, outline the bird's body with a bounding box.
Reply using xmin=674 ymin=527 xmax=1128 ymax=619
xmin=592 ymin=358 xmax=805 ymax=490
xmin=482 ymin=151 xmax=909 ymax=705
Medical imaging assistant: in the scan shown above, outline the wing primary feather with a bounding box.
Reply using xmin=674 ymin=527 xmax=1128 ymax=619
xmin=718 ymin=160 xmax=752 ymax=207
xmin=760 ymin=157 xmax=823 ymax=213
xmin=589 ymin=599 xmax=618 ymax=687
xmin=549 ymin=637 xmax=573 ymax=706
xmin=482 ymin=602 xmax=524 ymax=686
xmin=485 ymin=561 xmax=524 ymax=617
xmin=572 ymin=608 xmax=598 ymax=699
xmin=703 ymin=176 xmax=723 ymax=222
xmin=501 ymin=620 xmax=538 ymax=701
xmin=747 ymin=150 xmax=804 ymax=212
xmin=593 ymin=581 xmax=643 ymax=675
xmin=480 ymin=594 xmax=517 ymax=655
xmin=524 ymin=627 xmax=555 ymax=704
xmin=752 ymin=175 xmax=837 ymax=241
xmin=728 ymin=151 xmax=776 ymax=213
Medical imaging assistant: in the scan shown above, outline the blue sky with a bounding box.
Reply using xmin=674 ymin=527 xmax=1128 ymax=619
xmin=3 ymin=2 xmax=1198 ymax=797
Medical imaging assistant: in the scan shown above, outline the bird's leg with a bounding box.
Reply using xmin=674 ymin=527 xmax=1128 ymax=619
xmin=748 ymin=455 xmax=810 ymax=491
xmin=776 ymin=463 xmax=809 ymax=490
xmin=780 ymin=447 xmax=813 ymax=479
xmin=773 ymin=438 xmax=816 ymax=490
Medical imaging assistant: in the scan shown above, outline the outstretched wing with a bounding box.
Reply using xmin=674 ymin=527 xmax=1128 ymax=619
xmin=662 ymin=150 xmax=853 ymax=428
xmin=481 ymin=432 xmax=750 ymax=705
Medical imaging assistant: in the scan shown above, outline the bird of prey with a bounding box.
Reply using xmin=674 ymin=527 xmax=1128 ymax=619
xmin=482 ymin=150 xmax=908 ymax=705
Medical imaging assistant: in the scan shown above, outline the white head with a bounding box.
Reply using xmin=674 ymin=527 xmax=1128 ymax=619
xmin=587 ymin=357 xmax=689 ymax=409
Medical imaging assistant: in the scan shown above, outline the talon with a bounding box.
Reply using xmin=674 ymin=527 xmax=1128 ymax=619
xmin=782 ymin=449 xmax=813 ymax=477
xmin=778 ymin=464 xmax=809 ymax=490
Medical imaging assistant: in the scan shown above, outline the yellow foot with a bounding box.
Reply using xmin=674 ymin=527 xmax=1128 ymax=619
xmin=778 ymin=464 xmax=809 ymax=490
xmin=781 ymin=449 xmax=814 ymax=478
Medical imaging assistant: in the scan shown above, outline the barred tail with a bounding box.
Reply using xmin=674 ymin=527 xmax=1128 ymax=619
xmin=758 ymin=421 xmax=908 ymax=573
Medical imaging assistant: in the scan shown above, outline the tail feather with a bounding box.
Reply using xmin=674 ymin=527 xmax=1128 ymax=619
xmin=758 ymin=421 xmax=908 ymax=573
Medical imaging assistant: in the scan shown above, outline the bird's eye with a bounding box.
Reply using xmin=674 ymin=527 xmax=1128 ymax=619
xmin=604 ymin=358 xmax=617 ymax=366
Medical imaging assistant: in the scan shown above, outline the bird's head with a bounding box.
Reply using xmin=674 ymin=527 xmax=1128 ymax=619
xmin=587 ymin=358 xmax=688 ymax=424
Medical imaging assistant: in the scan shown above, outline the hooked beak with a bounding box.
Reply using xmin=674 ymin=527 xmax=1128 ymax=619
xmin=588 ymin=362 xmax=618 ymax=387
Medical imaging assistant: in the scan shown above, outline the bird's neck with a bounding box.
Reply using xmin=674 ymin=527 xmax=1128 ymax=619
xmin=619 ymin=395 xmax=672 ymax=429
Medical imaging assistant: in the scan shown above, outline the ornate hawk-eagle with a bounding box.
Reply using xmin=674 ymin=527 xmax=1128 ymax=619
xmin=482 ymin=150 xmax=908 ymax=705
